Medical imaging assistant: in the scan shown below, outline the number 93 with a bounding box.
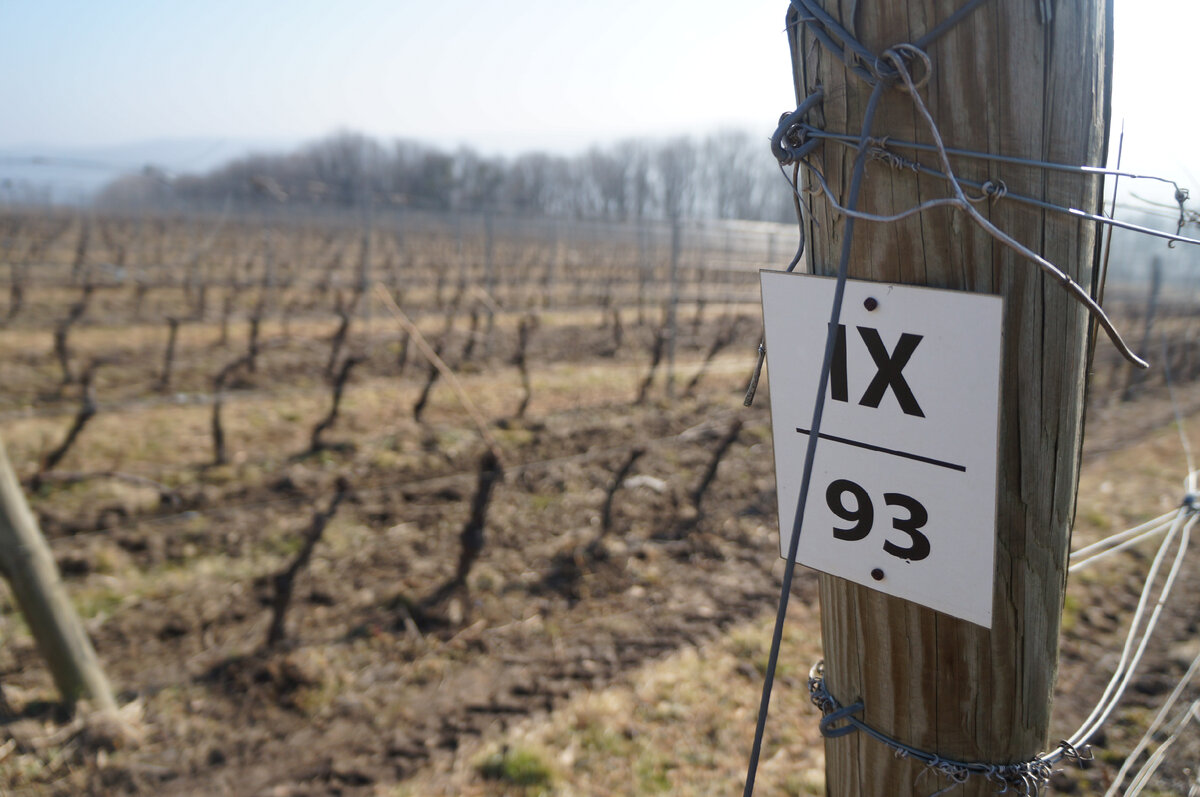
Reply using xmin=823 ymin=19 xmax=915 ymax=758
xmin=824 ymin=478 xmax=930 ymax=562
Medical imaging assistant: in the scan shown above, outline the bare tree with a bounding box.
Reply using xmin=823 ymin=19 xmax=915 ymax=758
xmin=656 ymin=137 xmax=698 ymax=223
xmin=703 ymin=130 xmax=768 ymax=220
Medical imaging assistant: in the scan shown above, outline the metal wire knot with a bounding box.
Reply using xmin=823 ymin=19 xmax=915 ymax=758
xmin=875 ymin=43 xmax=932 ymax=92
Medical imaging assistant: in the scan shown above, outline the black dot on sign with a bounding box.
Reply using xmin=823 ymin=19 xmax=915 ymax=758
xmin=871 ymin=568 xmax=885 ymax=581
xmin=864 ymin=297 xmax=879 ymax=311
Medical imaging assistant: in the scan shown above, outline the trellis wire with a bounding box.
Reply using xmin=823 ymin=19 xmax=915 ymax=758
xmin=741 ymin=60 xmax=889 ymax=797
xmin=1106 ymin=651 xmax=1200 ymax=796
xmin=1123 ymin=700 xmax=1200 ymax=796
xmin=1055 ymin=507 xmax=1196 ymax=758
xmin=1101 ymin=330 xmax=1200 ymax=796
xmin=799 ymin=127 xmax=1199 ymax=244
xmin=1068 ymin=336 xmax=1200 ymax=574
xmin=789 ymin=47 xmax=1148 ymax=368
xmin=36 ymin=404 xmax=749 ymax=548
xmin=805 ymin=492 xmax=1199 ymax=794
xmin=809 ymin=131 xmax=1200 ymax=249
xmin=1068 ymin=515 xmax=1175 ymax=572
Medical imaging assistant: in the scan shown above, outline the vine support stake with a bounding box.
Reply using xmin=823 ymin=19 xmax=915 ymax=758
xmin=783 ymin=2 xmax=1112 ymax=793
xmin=0 ymin=435 xmax=116 ymax=712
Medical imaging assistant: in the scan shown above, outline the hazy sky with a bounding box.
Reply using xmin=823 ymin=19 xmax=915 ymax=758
xmin=1 ymin=1 xmax=1197 ymax=206
xmin=1 ymin=0 xmax=793 ymax=153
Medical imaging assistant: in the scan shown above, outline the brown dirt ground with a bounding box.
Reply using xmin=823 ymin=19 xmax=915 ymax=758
xmin=0 ymin=295 xmax=1198 ymax=795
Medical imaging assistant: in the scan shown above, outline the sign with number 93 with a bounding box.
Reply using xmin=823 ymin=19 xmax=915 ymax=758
xmin=761 ymin=270 xmax=1003 ymax=628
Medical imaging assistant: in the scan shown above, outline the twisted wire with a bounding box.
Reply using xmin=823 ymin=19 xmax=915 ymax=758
xmin=766 ymin=6 xmax=1198 ymax=368
xmin=814 ymin=131 xmax=1200 ymax=248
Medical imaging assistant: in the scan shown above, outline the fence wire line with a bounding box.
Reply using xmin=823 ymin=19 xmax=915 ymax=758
xmin=799 ymin=127 xmax=1199 ymax=243
xmin=1070 ymin=329 xmax=1200 ymax=572
xmin=1068 ymin=517 xmax=1174 ymax=573
xmin=1068 ymin=508 xmax=1177 ymax=563
xmin=806 ymin=497 xmax=1199 ymax=795
xmin=1123 ymin=700 xmax=1200 ymax=796
xmin=1102 ymin=329 xmax=1200 ymax=796
xmin=1106 ymin=647 xmax=1200 ymax=797
xmin=1062 ymin=506 xmax=1196 ymax=755
xmin=36 ymin=404 xmax=750 ymax=548
xmin=810 ymin=131 xmax=1200 ymax=249
xmin=741 ymin=48 xmax=890 ymax=797
xmin=782 ymin=46 xmax=1148 ymax=368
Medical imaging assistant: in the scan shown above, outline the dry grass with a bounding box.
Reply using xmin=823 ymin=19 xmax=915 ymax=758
xmin=398 ymin=600 xmax=826 ymax=797
xmin=393 ymin=398 xmax=1200 ymax=797
xmin=3 ymin=211 xmax=1199 ymax=796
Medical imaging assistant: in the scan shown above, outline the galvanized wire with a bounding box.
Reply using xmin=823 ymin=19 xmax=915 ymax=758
xmin=816 ymin=132 xmax=1200 ymax=248
xmin=769 ymin=2 xmax=1200 ymax=369
xmin=1107 ymin=656 xmax=1200 ymax=796
xmin=742 ymin=74 xmax=889 ymax=797
xmin=805 ymin=498 xmax=1199 ymax=791
xmin=1059 ymin=506 xmax=1197 ymax=759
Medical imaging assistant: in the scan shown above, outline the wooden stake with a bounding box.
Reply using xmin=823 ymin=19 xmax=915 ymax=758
xmin=0 ymin=436 xmax=116 ymax=711
xmin=374 ymin=284 xmax=506 ymax=466
xmin=788 ymin=3 xmax=1111 ymax=793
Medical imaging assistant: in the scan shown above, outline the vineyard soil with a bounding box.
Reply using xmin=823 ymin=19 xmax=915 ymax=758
xmin=0 ymin=211 xmax=1198 ymax=795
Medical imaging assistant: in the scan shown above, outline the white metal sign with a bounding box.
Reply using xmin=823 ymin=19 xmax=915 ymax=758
xmin=760 ymin=270 xmax=1003 ymax=628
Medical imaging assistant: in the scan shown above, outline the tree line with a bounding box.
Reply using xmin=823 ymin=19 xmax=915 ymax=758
xmin=95 ymin=129 xmax=796 ymax=223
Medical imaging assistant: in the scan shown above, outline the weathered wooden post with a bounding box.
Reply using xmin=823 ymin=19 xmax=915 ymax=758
xmin=666 ymin=216 xmax=682 ymax=399
xmin=782 ymin=2 xmax=1112 ymax=793
xmin=1122 ymin=256 xmax=1163 ymax=401
xmin=0 ymin=436 xmax=116 ymax=711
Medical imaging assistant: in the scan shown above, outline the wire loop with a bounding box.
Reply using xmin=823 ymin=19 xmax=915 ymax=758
xmin=876 ymin=43 xmax=932 ymax=91
xmin=818 ymin=702 xmax=864 ymax=738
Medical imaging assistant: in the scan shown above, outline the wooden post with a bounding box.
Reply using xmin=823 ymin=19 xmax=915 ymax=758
xmin=1121 ymin=256 xmax=1162 ymax=401
xmin=666 ymin=217 xmax=682 ymax=398
xmin=357 ymin=194 xmax=373 ymax=334
xmin=789 ymin=2 xmax=1111 ymax=793
xmin=483 ymin=211 xmax=497 ymax=358
xmin=0 ymin=436 xmax=116 ymax=711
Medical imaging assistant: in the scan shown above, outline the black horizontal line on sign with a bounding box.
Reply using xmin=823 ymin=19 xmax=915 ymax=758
xmin=795 ymin=428 xmax=966 ymax=473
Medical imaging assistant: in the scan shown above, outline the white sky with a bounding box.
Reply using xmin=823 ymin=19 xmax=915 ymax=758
xmin=0 ymin=0 xmax=794 ymax=153
xmin=0 ymin=0 xmax=1196 ymax=204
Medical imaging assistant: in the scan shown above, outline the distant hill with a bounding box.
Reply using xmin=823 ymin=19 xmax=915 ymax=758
xmin=0 ymin=138 xmax=297 ymax=205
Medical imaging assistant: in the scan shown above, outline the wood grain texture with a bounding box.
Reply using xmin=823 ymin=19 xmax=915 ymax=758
xmin=785 ymin=2 xmax=1111 ymax=794
xmin=0 ymin=436 xmax=116 ymax=711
